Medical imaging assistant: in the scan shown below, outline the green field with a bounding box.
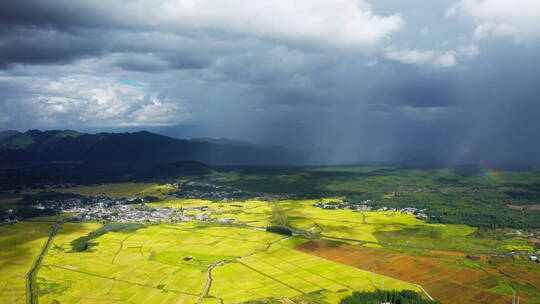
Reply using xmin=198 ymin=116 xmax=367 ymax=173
xmin=33 ymin=223 xmax=421 ymax=303
xmin=3 ymin=164 xmax=540 ymax=303
xmin=277 ymin=199 xmax=535 ymax=253
xmin=0 ymin=222 xmax=53 ymax=303
xmin=52 ymin=183 xmax=176 ymax=199
xmin=215 ymin=166 xmax=540 ymax=230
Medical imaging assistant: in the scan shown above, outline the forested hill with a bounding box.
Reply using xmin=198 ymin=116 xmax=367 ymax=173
xmin=0 ymin=130 xmax=304 ymax=168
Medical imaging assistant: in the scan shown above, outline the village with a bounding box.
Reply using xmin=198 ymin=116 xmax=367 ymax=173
xmin=312 ymin=200 xmax=429 ymax=219
xmin=2 ymin=191 xmax=240 ymax=224
xmin=63 ymin=202 xmax=232 ymax=223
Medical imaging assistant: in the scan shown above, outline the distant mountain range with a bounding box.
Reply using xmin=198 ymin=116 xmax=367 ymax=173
xmin=0 ymin=130 xmax=305 ymax=168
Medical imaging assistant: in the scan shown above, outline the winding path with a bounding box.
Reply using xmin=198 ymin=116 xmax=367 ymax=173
xmin=197 ymin=236 xmax=290 ymax=304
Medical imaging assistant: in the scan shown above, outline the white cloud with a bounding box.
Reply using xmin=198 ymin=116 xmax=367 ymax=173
xmin=448 ymin=0 xmax=540 ymax=41
xmin=436 ymin=51 xmax=457 ymax=68
xmin=385 ymin=49 xmax=437 ymax=65
xmin=458 ymin=44 xmax=480 ymax=58
xmin=157 ymin=0 xmax=405 ymax=48
xmin=0 ymin=74 xmax=190 ymax=128
xmin=32 ymin=0 xmax=405 ymax=49
xmin=384 ymin=43 xmax=479 ymax=68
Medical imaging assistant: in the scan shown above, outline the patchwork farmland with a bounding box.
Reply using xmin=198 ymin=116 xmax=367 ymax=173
xmin=1 ymin=175 xmax=540 ymax=303
xmin=32 ymin=223 xmax=421 ymax=303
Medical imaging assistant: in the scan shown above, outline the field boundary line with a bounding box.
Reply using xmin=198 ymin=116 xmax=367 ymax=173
xmin=257 ymin=246 xmax=351 ymax=290
xmin=111 ymin=235 xmax=130 ymax=264
xmin=197 ymin=236 xmax=290 ymax=304
xmin=237 ymin=261 xmax=305 ymax=294
xmin=49 ymin=265 xmax=199 ymax=296
xmin=0 ymin=281 xmax=8 ymax=298
xmin=281 ymin=245 xmax=434 ymax=301
xmin=246 ymin=248 xmax=333 ymax=291
xmin=26 ymin=221 xmax=62 ymax=304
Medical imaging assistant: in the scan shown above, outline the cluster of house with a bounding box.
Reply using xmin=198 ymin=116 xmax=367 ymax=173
xmin=32 ymin=196 xmax=141 ymax=213
xmin=67 ymin=203 xmax=185 ymax=223
xmin=312 ymin=200 xmax=428 ymax=219
xmin=65 ymin=202 xmax=240 ymax=224
xmin=173 ymin=181 xmax=248 ymax=201
xmin=506 ymin=230 xmax=540 ymax=251
xmin=15 ymin=193 xmax=241 ymax=224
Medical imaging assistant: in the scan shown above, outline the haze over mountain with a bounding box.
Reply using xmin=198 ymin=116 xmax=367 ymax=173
xmin=0 ymin=130 xmax=304 ymax=168
xmin=1 ymin=0 xmax=540 ymax=165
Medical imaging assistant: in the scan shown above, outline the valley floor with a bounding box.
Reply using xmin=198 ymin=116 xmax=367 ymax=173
xmin=1 ymin=184 xmax=540 ymax=303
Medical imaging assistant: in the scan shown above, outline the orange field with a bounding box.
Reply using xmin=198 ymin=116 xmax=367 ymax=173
xmin=429 ymin=250 xmax=488 ymax=261
xmin=429 ymin=250 xmax=467 ymax=257
xmin=297 ymin=240 xmax=539 ymax=304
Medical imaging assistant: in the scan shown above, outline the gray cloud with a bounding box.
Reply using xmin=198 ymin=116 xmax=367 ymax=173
xmin=0 ymin=28 xmax=104 ymax=68
xmin=0 ymin=0 xmax=539 ymax=165
xmin=382 ymin=76 xmax=459 ymax=108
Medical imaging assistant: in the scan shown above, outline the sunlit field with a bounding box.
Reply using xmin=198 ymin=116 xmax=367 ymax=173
xmin=146 ymin=199 xmax=276 ymax=227
xmin=32 ymin=222 xmax=421 ymax=303
xmin=0 ymin=222 xmax=53 ymax=303
xmin=37 ymin=223 xmax=280 ymax=303
xmin=211 ymin=245 xmax=420 ymax=303
xmin=278 ymin=199 xmax=536 ymax=252
xmin=52 ymin=183 xmax=176 ymax=199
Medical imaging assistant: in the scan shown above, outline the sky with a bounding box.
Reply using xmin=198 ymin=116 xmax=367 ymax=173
xmin=1 ymin=0 xmax=540 ymax=165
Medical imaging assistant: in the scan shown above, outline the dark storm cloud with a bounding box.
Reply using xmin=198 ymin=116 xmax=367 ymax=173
xmin=112 ymin=53 xmax=169 ymax=72
xmin=382 ymin=76 xmax=458 ymax=108
xmin=0 ymin=1 xmax=92 ymax=29
xmin=160 ymin=51 xmax=214 ymax=70
xmin=256 ymin=88 xmax=330 ymax=106
xmin=0 ymin=28 xmax=104 ymax=68
xmin=1 ymin=0 xmax=540 ymax=165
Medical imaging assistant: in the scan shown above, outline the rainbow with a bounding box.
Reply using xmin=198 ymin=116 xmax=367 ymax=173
xmin=482 ymin=165 xmax=502 ymax=181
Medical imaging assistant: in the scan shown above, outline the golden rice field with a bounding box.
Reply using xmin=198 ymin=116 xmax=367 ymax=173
xmin=211 ymin=245 xmax=419 ymax=303
xmin=277 ymin=199 xmax=534 ymax=252
xmin=277 ymin=199 xmax=438 ymax=243
xmin=33 ymin=223 xmax=419 ymax=303
xmin=5 ymin=197 xmax=525 ymax=303
xmin=146 ymin=199 xmax=276 ymax=227
xmin=0 ymin=222 xmax=53 ymax=303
